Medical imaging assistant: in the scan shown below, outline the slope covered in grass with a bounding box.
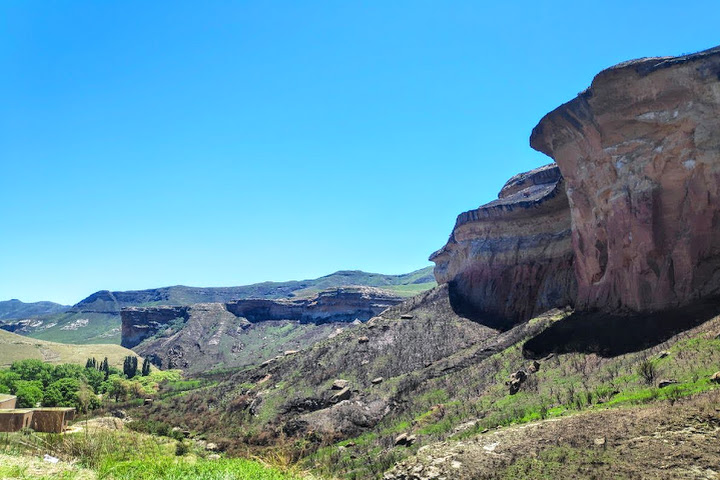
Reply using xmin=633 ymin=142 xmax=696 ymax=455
xmin=0 ymin=329 xmax=135 ymax=368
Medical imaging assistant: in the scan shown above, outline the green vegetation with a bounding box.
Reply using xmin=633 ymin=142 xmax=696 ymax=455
xmin=0 ymin=358 xmax=180 ymax=411
xmin=0 ymin=424 xmax=301 ymax=480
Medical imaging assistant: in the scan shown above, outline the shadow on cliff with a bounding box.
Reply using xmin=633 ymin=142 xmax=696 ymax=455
xmin=523 ymin=299 xmax=720 ymax=358
xmin=447 ymin=280 xmax=517 ymax=331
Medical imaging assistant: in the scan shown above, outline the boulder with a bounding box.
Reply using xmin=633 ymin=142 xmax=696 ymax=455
xmin=528 ymin=360 xmax=541 ymax=373
xmin=357 ymin=336 xmax=370 ymax=344
xmin=371 ymin=377 xmax=384 ymax=385
xmin=331 ymin=379 xmax=349 ymax=390
xmin=330 ymin=387 xmax=352 ymax=403
xmin=394 ymin=433 xmax=416 ymax=447
xmin=710 ymin=372 xmax=720 ymax=383
xmin=658 ymin=379 xmax=678 ymax=388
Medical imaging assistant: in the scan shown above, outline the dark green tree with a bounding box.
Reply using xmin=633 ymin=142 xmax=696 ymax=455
xmin=123 ymin=356 xmax=138 ymax=378
xmin=85 ymin=357 xmax=97 ymax=370
xmin=101 ymin=357 xmax=110 ymax=380
xmin=141 ymin=357 xmax=151 ymax=376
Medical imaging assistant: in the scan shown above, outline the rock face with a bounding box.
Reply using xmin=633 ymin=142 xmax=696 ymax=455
xmin=121 ymin=306 xmax=189 ymax=348
xmin=225 ymin=287 xmax=402 ymax=325
xmin=531 ymin=46 xmax=720 ymax=313
xmin=430 ymin=164 xmax=576 ymax=328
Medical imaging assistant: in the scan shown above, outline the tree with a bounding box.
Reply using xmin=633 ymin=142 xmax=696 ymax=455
xmin=10 ymin=359 xmax=53 ymax=387
xmin=43 ymin=378 xmax=81 ymax=407
xmin=141 ymin=357 xmax=151 ymax=377
xmin=123 ymin=356 xmax=138 ymax=378
xmin=85 ymin=357 xmax=97 ymax=370
xmin=101 ymin=357 xmax=110 ymax=380
xmin=104 ymin=375 xmax=130 ymax=402
xmin=13 ymin=380 xmax=44 ymax=408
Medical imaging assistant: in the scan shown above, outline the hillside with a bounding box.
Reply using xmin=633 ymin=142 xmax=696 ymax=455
xmin=128 ymin=46 xmax=720 ymax=479
xmin=0 ymin=299 xmax=69 ymax=320
xmin=0 ymin=267 xmax=435 ymax=345
xmin=124 ymin=287 xmax=405 ymax=372
xmin=0 ymin=329 xmax=137 ymax=368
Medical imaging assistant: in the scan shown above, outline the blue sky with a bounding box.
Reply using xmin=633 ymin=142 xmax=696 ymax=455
xmin=1 ymin=1 xmax=718 ymax=305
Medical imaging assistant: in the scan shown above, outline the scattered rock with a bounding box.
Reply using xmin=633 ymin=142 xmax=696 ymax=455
xmin=371 ymin=377 xmax=384 ymax=385
xmin=710 ymin=372 xmax=720 ymax=383
xmin=110 ymin=409 xmax=127 ymax=419
xmin=331 ymin=379 xmax=349 ymax=390
xmin=260 ymin=358 xmax=275 ymax=368
xmin=528 ymin=360 xmax=541 ymax=373
xmin=594 ymin=437 xmax=607 ymax=447
xmin=394 ymin=433 xmax=416 ymax=446
xmin=658 ymin=379 xmax=678 ymax=388
xmin=657 ymin=351 xmax=670 ymax=359
xmin=400 ymin=314 xmax=414 ymax=319
xmin=358 ymin=336 xmax=370 ymax=344
xmin=207 ymin=454 xmax=221 ymax=461
xmin=330 ymin=387 xmax=352 ymax=403
xmin=507 ymin=370 xmax=528 ymax=395
xmin=205 ymin=442 xmax=218 ymax=451
xmin=257 ymin=374 xmax=272 ymax=385
xmin=284 ymin=350 xmax=299 ymax=356
xmin=143 ymin=398 xmax=153 ymax=406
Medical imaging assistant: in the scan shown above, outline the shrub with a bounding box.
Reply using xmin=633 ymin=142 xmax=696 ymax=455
xmin=638 ymin=359 xmax=658 ymax=385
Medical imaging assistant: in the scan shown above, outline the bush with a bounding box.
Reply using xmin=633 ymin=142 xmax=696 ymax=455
xmin=638 ymin=359 xmax=658 ymax=385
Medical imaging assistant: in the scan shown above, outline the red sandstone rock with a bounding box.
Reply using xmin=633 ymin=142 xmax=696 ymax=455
xmin=430 ymin=164 xmax=576 ymax=328
xmin=531 ymin=46 xmax=720 ymax=313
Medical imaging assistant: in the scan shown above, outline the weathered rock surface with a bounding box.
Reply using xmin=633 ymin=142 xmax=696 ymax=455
xmin=531 ymin=46 xmax=720 ymax=313
xmin=430 ymin=164 xmax=576 ymax=328
xmin=121 ymin=306 xmax=190 ymax=349
xmin=225 ymin=287 xmax=403 ymax=325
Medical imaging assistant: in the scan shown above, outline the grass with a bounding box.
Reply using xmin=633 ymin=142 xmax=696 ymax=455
xmin=0 ymin=423 xmax=303 ymax=480
xmin=99 ymin=457 xmax=299 ymax=480
xmin=0 ymin=329 xmax=136 ymax=368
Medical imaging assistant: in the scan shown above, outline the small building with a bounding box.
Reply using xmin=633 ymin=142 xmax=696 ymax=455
xmin=0 ymin=394 xmax=17 ymax=409
xmin=0 ymin=409 xmax=33 ymax=432
xmin=30 ymin=408 xmax=75 ymax=433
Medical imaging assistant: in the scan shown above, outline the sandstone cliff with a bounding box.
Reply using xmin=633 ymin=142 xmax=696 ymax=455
xmin=430 ymin=164 xmax=576 ymax=328
xmin=531 ymin=46 xmax=720 ymax=313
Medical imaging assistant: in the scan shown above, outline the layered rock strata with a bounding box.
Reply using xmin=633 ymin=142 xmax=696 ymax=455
xmin=430 ymin=164 xmax=576 ymax=328
xmin=225 ymin=286 xmax=402 ymax=324
xmin=530 ymin=46 xmax=720 ymax=312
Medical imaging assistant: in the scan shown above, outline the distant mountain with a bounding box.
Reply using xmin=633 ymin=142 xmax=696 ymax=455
xmin=0 ymin=299 xmax=69 ymax=320
xmin=1 ymin=267 xmax=436 ymax=345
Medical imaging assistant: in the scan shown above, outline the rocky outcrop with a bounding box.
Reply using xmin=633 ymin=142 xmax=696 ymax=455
xmin=225 ymin=287 xmax=403 ymax=325
xmin=430 ymin=164 xmax=576 ymax=329
xmin=121 ymin=306 xmax=189 ymax=348
xmin=530 ymin=46 xmax=720 ymax=313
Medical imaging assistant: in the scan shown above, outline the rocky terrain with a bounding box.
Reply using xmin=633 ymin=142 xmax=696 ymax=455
xmin=430 ymin=163 xmax=576 ymax=329
xmin=122 ymin=287 xmax=404 ymax=372
xmin=126 ymin=46 xmax=720 ymax=480
xmin=0 ymin=267 xmax=435 ymax=345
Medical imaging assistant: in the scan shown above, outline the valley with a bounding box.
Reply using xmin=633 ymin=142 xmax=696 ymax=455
xmin=3 ymin=45 xmax=720 ymax=480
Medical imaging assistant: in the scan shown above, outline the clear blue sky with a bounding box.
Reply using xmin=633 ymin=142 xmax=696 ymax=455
xmin=1 ymin=1 xmax=718 ymax=305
